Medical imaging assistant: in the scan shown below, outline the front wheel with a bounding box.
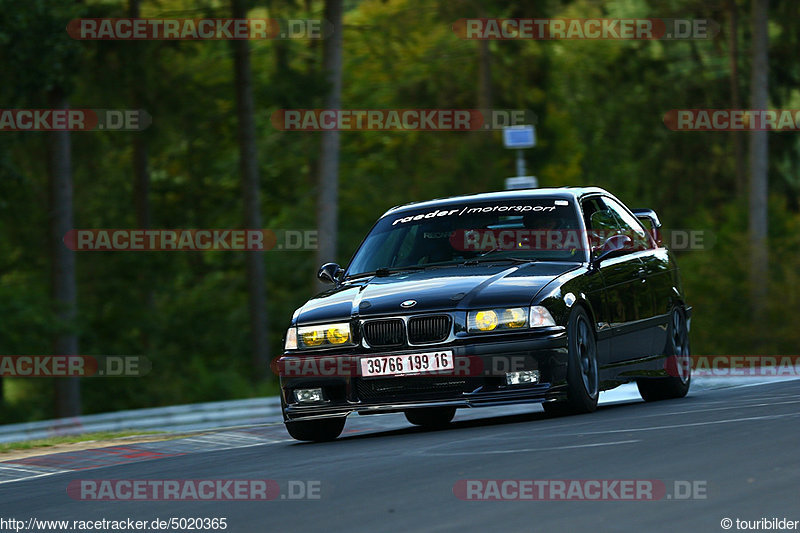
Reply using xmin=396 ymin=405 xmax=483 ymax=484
xmin=637 ymin=306 xmax=691 ymax=402
xmin=405 ymin=407 xmax=456 ymax=428
xmin=543 ymin=306 xmax=599 ymax=416
xmin=285 ymin=417 xmax=346 ymax=442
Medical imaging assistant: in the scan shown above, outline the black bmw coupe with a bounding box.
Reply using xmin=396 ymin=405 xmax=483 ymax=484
xmin=278 ymin=187 xmax=691 ymax=441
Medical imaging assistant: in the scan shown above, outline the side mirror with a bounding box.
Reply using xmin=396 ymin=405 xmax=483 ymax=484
xmin=631 ymin=208 xmax=662 ymax=246
xmin=592 ymin=234 xmax=633 ymax=266
xmin=317 ymin=262 xmax=343 ymax=284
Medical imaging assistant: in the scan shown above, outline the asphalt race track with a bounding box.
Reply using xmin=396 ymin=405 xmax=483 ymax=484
xmin=1 ymin=378 xmax=799 ymax=532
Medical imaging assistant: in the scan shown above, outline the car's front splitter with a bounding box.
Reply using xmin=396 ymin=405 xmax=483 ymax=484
xmin=283 ymin=383 xmax=556 ymax=421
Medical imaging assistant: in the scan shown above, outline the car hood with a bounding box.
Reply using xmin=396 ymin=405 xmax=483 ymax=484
xmin=293 ymin=262 xmax=581 ymax=324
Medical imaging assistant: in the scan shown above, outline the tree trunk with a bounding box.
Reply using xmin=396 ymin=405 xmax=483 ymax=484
xmin=727 ymin=0 xmax=746 ymax=197
xmin=129 ymin=0 xmax=150 ymax=229
xmin=49 ymin=87 xmax=80 ymax=418
xmin=316 ymin=0 xmax=344 ymax=280
xmin=232 ymin=0 xmax=269 ymax=379
xmin=132 ymin=141 xmax=150 ymax=228
xmin=478 ymin=39 xmax=493 ymax=110
xmin=129 ymin=0 xmax=154 ymax=355
xmin=749 ymin=0 xmax=769 ymax=321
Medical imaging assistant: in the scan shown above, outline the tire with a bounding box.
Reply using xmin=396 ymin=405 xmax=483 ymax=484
xmin=543 ymin=306 xmax=599 ymax=416
xmin=285 ymin=417 xmax=346 ymax=442
xmin=405 ymin=407 xmax=456 ymax=428
xmin=637 ymin=306 xmax=691 ymax=402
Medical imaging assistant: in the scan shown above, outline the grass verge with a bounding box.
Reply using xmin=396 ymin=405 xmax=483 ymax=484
xmin=0 ymin=431 xmax=166 ymax=453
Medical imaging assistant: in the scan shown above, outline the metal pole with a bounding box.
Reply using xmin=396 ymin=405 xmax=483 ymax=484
xmin=516 ymin=149 xmax=526 ymax=177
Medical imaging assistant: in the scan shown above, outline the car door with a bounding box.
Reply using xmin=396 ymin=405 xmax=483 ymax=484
xmin=580 ymin=196 xmax=650 ymax=363
xmin=602 ymin=197 xmax=665 ymax=357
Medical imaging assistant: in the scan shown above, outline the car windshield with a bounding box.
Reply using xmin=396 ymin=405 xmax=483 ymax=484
xmin=346 ymin=198 xmax=585 ymax=276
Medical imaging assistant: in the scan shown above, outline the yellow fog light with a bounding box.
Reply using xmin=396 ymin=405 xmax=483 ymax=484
xmin=469 ymin=307 xmax=533 ymax=333
xmin=505 ymin=308 xmax=527 ymax=328
xmin=474 ymin=310 xmax=498 ymax=331
xmin=301 ymin=329 xmax=325 ymax=347
xmin=326 ymin=326 xmax=350 ymax=344
xmin=297 ymin=322 xmax=352 ymax=348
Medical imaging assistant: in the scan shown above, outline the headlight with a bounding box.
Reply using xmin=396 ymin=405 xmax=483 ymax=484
xmin=467 ymin=306 xmax=555 ymax=333
xmin=295 ymin=322 xmax=352 ymax=349
xmin=468 ymin=307 xmax=529 ymax=332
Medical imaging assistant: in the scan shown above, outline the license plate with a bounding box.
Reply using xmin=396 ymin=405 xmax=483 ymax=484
xmin=360 ymin=350 xmax=454 ymax=378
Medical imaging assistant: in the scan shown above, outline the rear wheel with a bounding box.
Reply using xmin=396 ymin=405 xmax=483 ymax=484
xmin=285 ymin=417 xmax=346 ymax=442
xmin=405 ymin=407 xmax=456 ymax=428
xmin=543 ymin=307 xmax=599 ymax=416
xmin=637 ymin=307 xmax=691 ymax=401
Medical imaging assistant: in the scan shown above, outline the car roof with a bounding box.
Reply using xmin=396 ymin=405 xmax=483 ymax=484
xmin=381 ymin=186 xmax=609 ymax=218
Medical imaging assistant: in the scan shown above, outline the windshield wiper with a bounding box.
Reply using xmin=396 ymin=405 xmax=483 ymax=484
xmin=344 ymin=265 xmax=432 ymax=280
xmin=374 ymin=265 xmax=432 ymax=276
xmin=462 ymin=248 xmax=537 ymax=265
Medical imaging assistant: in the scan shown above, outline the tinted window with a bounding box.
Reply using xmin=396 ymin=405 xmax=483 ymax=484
xmin=603 ymin=197 xmax=654 ymax=250
xmin=581 ymin=196 xmax=653 ymax=253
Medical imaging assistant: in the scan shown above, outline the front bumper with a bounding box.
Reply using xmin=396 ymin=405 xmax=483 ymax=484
xmin=279 ymin=331 xmax=568 ymax=422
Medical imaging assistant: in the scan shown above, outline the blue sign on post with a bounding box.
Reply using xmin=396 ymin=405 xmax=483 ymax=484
xmin=503 ymin=125 xmax=536 ymax=149
xmin=503 ymin=125 xmax=537 ymax=188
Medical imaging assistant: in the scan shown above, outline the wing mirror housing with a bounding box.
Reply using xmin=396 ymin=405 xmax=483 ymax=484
xmin=631 ymin=208 xmax=662 ymax=246
xmin=592 ymin=234 xmax=633 ymax=266
xmin=317 ymin=262 xmax=343 ymax=285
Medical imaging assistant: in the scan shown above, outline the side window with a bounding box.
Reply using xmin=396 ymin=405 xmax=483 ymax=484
xmin=580 ymin=198 xmax=599 ymax=230
xmin=581 ymin=197 xmax=623 ymax=253
xmin=603 ymin=197 xmax=654 ymax=250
